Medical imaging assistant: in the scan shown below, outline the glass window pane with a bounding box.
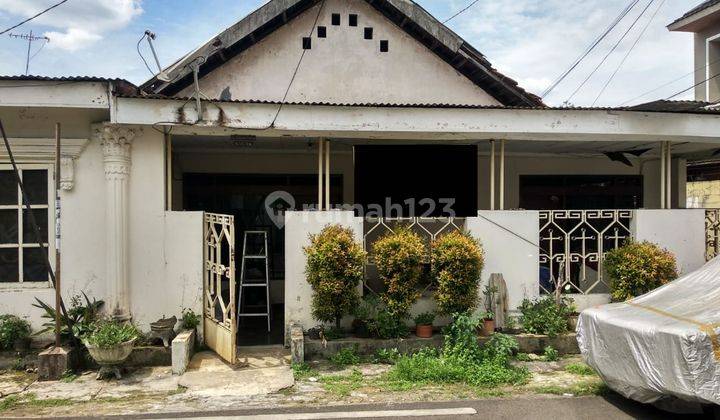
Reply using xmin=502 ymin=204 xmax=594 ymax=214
xmin=0 ymin=171 xmax=16 ymax=205
xmin=0 ymin=248 xmax=19 ymax=282
xmin=0 ymin=209 xmax=18 ymax=244
xmin=23 ymin=208 xmax=48 ymax=243
xmin=23 ymin=170 xmax=47 ymax=205
xmin=23 ymin=248 xmax=47 ymax=282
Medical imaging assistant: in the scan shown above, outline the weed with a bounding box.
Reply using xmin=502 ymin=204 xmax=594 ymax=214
xmin=11 ymin=358 xmax=24 ymax=371
xmin=330 ymin=347 xmax=360 ymax=366
xmin=543 ymin=346 xmax=559 ymax=362
xmin=321 ymin=369 xmax=364 ymax=396
xmin=534 ymin=380 xmax=610 ymax=397
xmin=291 ymin=362 xmax=318 ymax=380
xmin=515 ymin=352 xmax=531 ymax=362
xmin=372 ymin=348 xmax=400 ymax=364
xmin=565 ymin=363 xmax=596 ymax=376
xmin=60 ymin=370 xmax=78 ymax=383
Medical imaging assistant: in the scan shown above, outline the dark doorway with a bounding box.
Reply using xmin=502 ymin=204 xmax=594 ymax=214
xmin=183 ymin=173 xmax=343 ymax=345
xmin=519 ymin=175 xmax=643 ymax=210
xmin=354 ymin=145 xmax=478 ymax=217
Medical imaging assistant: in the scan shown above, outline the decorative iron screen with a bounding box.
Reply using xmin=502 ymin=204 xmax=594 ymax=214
xmin=706 ymin=209 xmax=720 ymax=261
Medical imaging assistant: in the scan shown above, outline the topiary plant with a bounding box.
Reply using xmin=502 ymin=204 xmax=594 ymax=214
xmin=431 ymin=231 xmax=484 ymax=316
xmin=304 ymin=224 xmax=366 ymax=329
xmin=373 ymin=227 xmax=426 ymax=318
xmin=604 ymin=241 xmax=678 ymax=302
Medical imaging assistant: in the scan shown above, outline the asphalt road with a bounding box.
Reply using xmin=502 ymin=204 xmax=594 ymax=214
xmin=32 ymin=395 xmax=717 ymax=420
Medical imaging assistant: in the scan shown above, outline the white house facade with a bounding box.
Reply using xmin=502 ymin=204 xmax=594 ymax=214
xmin=1 ymin=0 xmax=720 ymax=362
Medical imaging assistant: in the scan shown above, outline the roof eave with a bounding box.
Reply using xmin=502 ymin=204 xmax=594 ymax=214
xmin=668 ymin=2 xmax=720 ymax=32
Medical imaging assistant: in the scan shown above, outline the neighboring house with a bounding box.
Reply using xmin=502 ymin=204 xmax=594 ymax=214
xmin=1 ymin=0 xmax=720 ymax=363
xmin=668 ymin=1 xmax=720 ymax=207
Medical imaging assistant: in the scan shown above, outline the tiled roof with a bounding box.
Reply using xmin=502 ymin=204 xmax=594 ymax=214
xmin=0 ymin=75 xmax=135 ymax=85
xmin=669 ymin=0 xmax=720 ymax=27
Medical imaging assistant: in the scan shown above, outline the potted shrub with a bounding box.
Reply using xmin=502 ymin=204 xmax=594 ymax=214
xmin=605 ymin=241 xmax=678 ymax=302
xmin=479 ymin=311 xmax=495 ymax=337
xmin=83 ymin=320 xmax=139 ymax=379
xmin=414 ymin=312 xmax=435 ymax=338
xmin=0 ymin=315 xmax=31 ymax=351
xmin=431 ymin=231 xmax=484 ymax=317
xmin=304 ymin=225 xmax=366 ymax=329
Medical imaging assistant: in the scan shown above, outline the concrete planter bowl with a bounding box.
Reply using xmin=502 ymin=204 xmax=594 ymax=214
xmin=84 ymin=338 xmax=136 ymax=380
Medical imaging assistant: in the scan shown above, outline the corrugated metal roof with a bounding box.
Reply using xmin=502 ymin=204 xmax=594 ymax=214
xmin=116 ymin=94 xmax=720 ymax=115
xmin=669 ymin=0 xmax=720 ymax=27
xmin=0 ymin=75 xmax=135 ymax=85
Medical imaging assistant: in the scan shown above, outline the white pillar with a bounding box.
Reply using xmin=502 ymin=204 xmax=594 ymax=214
xmin=666 ymin=142 xmax=672 ymax=209
xmin=660 ymin=142 xmax=666 ymax=209
xmin=317 ymin=138 xmax=324 ymax=211
xmin=98 ymin=124 xmax=136 ymax=320
xmin=325 ymin=140 xmax=330 ymax=211
xmin=499 ymin=140 xmax=506 ymax=210
xmin=490 ymin=140 xmax=496 ymax=210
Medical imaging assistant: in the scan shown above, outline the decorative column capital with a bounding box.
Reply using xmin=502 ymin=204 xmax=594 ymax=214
xmin=94 ymin=124 xmax=138 ymax=179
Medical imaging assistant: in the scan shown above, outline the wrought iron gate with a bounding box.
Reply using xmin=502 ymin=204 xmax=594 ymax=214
xmin=203 ymin=213 xmax=236 ymax=363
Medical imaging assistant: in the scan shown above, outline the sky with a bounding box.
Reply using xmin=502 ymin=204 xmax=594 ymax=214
xmin=0 ymin=0 xmax=706 ymax=107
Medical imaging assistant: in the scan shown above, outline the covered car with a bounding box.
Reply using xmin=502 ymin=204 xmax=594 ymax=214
xmin=577 ymin=257 xmax=720 ymax=409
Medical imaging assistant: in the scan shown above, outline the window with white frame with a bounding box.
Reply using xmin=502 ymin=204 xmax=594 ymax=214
xmin=0 ymin=165 xmax=53 ymax=285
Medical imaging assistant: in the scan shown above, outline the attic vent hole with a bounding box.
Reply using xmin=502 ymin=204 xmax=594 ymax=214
xmin=332 ymin=13 xmax=341 ymax=25
xmin=303 ymin=37 xmax=312 ymax=50
xmin=349 ymin=14 xmax=358 ymax=26
xmin=364 ymin=27 xmax=373 ymax=40
xmin=380 ymin=40 xmax=389 ymax=52
xmin=318 ymin=26 xmax=327 ymax=38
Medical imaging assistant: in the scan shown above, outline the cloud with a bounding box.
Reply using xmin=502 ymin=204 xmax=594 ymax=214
xmin=0 ymin=0 xmax=142 ymax=50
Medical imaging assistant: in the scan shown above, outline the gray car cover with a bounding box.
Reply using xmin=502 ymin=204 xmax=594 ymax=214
xmin=577 ymin=257 xmax=720 ymax=406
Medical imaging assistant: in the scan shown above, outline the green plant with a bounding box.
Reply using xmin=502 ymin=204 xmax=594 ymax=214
xmin=518 ymin=296 xmax=575 ymax=337
xmin=373 ymin=348 xmax=401 ymax=364
xmin=373 ymin=227 xmax=426 ymax=318
xmin=330 ymin=346 xmax=361 ymax=366
xmin=304 ymin=225 xmax=366 ymax=328
xmin=32 ymin=293 xmax=104 ymax=342
xmin=481 ymin=333 xmax=519 ymax=363
xmin=504 ymin=315 xmax=518 ymax=331
xmin=481 ymin=284 xmax=498 ymax=319
xmin=291 ymin=362 xmax=318 ymax=380
xmin=321 ymin=369 xmax=364 ymax=396
xmin=321 ymin=326 xmax=345 ymax=340
xmin=0 ymin=315 xmax=31 ymax=349
xmin=180 ymin=308 xmax=201 ymax=330
xmin=442 ymin=313 xmax=481 ymax=362
xmin=515 ymin=352 xmax=531 ymax=362
xmin=84 ymin=320 xmax=138 ymax=349
xmin=413 ymin=312 xmax=435 ymax=326
xmin=565 ymin=362 xmax=596 ymax=376
xmin=352 ymin=294 xmax=381 ymax=321
xmin=604 ymin=241 xmax=678 ymax=302
xmin=373 ymin=309 xmax=409 ymax=339
xmin=543 ymin=345 xmax=559 ymax=362
xmin=432 ymin=231 xmax=484 ymax=316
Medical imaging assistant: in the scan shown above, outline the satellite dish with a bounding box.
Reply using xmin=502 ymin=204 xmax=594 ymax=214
xmin=156 ymin=71 xmax=172 ymax=82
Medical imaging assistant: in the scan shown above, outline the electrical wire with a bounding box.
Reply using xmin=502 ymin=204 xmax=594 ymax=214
xmin=565 ymin=0 xmax=656 ymax=105
xmin=541 ymin=0 xmax=641 ymax=99
xmin=592 ymin=0 xmax=666 ymax=106
xmin=619 ymin=56 xmax=720 ymax=106
xmin=136 ymin=32 xmax=155 ymax=76
xmin=269 ymin=0 xmax=326 ymax=128
xmin=665 ymin=72 xmax=720 ymax=100
xmin=0 ymin=0 xmax=69 ymax=35
xmin=443 ymin=0 xmax=481 ymax=24
xmin=28 ymin=38 xmax=49 ymax=62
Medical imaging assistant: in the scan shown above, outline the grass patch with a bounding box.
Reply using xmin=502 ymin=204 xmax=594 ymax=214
xmin=534 ymin=380 xmax=610 ymax=397
xmin=321 ymin=369 xmax=364 ymax=396
xmin=292 ymin=363 xmax=319 ymax=380
xmin=0 ymin=393 xmax=74 ymax=413
xmin=565 ymin=363 xmax=596 ymax=376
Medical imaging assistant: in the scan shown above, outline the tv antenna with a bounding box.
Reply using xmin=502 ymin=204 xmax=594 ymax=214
xmin=9 ymin=30 xmax=50 ymax=75
xmin=143 ymin=30 xmax=171 ymax=82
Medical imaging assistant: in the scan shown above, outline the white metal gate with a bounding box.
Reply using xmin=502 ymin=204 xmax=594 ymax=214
xmin=203 ymin=212 xmax=236 ymax=363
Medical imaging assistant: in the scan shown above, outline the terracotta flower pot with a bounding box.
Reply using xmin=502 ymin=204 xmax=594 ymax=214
xmin=481 ymin=319 xmax=495 ymax=337
xmin=415 ymin=324 xmax=433 ymax=338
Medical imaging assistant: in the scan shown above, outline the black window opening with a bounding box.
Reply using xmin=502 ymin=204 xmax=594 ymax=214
xmin=302 ymin=37 xmax=312 ymax=50
xmin=354 ymin=145 xmax=478 ymax=217
xmin=349 ymin=14 xmax=358 ymax=26
xmin=317 ymin=26 xmax=327 ymax=38
xmin=364 ymin=27 xmax=373 ymax=40
xmin=332 ymin=13 xmax=341 ymax=25
xmin=380 ymin=40 xmax=389 ymax=52
xmin=519 ymin=175 xmax=644 ymax=210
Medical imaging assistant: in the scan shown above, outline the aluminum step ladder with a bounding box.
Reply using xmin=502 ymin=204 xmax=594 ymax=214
xmin=237 ymin=230 xmax=271 ymax=332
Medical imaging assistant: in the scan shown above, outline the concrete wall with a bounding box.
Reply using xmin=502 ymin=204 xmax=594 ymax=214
xmin=693 ymin=22 xmax=720 ymax=101
xmin=467 ymin=211 xmax=540 ymax=311
xmin=179 ymin=0 xmax=500 ymax=106
xmin=632 ymin=209 xmax=706 ymax=277
xmin=284 ymin=210 xmax=363 ymax=338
